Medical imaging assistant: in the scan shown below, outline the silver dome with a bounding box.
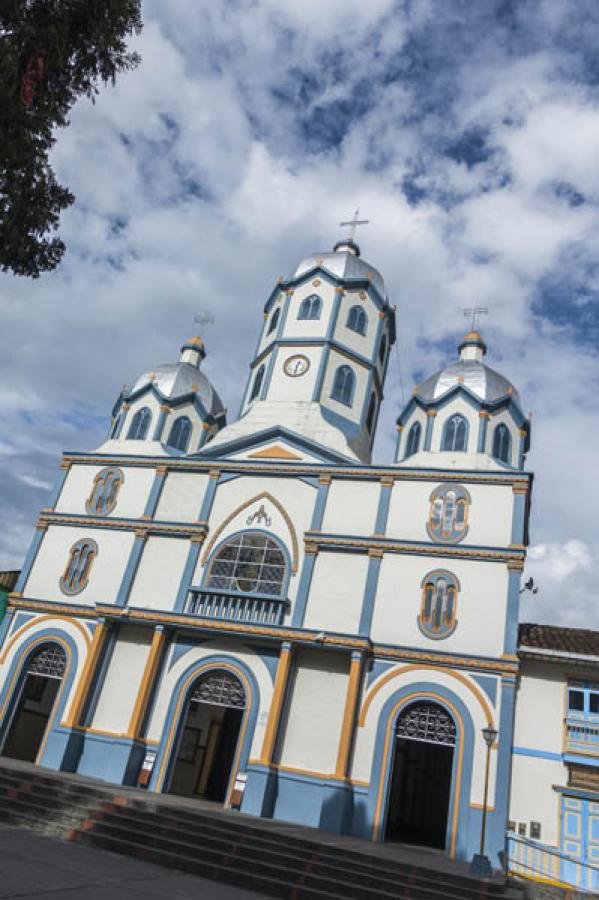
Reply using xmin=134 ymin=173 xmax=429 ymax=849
xmin=415 ymin=359 xmax=520 ymax=406
xmin=289 ymin=250 xmax=387 ymax=300
xmin=132 ymin=363 xmax=225 ymax=417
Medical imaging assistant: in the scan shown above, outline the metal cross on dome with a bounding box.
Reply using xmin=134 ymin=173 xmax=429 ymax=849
xmin=462 ymin=306 xmax=489 ymax=332
xmin=194 ymin=311 xmax=215 ymax=337
xmin=339 ymin=208 xmax=369 ymax=243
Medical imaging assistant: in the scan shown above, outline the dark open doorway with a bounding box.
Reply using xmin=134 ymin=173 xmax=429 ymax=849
xmin=385 ymin=701 xmax=456 ymax=850
xmin=3 ymin=644 xmax=66 ymax=763
xmin=169 ymin=669 xmax=246 ymax=803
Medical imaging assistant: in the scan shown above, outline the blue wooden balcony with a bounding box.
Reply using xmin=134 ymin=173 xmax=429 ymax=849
xmin=186 ymin=587 xmax=288 ymax=626
xmin=565 ymin=717 xmax=599 ymax=757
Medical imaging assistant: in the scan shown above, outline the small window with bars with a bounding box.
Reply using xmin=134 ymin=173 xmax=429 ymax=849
xmin=418 ymin=570 xmax=459 ymax=639
xmin=60 ymin=539 xmax=98 ymax=595
xmin=567 ymin=682 xmax=599 ymax=718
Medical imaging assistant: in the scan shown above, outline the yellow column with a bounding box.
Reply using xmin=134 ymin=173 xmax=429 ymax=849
xmin=259 ymin=642 xmax=293 ymax=765
xmin=335 ymin=651 xmax=364 ymax=780
xmin=64 ymin=619 xmax=109 ymax=727
xmin=126 ymin=626 xmax=167 ymax=739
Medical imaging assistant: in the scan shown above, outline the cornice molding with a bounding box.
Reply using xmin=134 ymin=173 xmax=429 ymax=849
xmin=37 ymin=512 xmax=208 ymax=540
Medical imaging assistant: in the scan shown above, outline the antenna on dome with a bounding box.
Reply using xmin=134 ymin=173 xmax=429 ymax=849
xmin=339 ymin=208 xmax=369 ymax=243
xmin=194 ymin=311 xmax=215 ymax=338
xmin=462 ymin=306 xmax=488 ymax=332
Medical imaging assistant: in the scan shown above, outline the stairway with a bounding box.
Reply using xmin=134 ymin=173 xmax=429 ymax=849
xmin=0 ymin=759 xmax=524 ymax=900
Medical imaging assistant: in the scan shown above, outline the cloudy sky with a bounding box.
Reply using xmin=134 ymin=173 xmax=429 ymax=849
xmin=1 ymin=0 xmax=598 ymax=626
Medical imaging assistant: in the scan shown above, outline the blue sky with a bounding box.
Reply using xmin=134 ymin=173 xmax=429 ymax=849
xmin=1 ymin=0 xmax=598 ymax=625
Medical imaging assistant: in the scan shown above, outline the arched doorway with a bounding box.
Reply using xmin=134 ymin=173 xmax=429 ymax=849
xmin=168 ymin=669 xmax=246 ymax=803
xmin=3 ymin=643 xmax=67 ymax=763
xmin=385 ymin=700 xmax=456 ymax=849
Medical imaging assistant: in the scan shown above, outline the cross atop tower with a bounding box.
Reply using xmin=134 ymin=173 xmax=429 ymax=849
xmin=194 ymin=311 xmax=215 ymax=338
xmin=462 ymin=306 xmax=488 ymax=332
xmin=339 ymin=208 xmax=369 ymax=243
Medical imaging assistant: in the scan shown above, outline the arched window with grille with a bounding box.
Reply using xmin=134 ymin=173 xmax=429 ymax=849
xmin=379 ymin=334 xmax=387 ymax=364
xmin=347 ymin=305 xmax=367 ymax=336
xmin=492 ymin=423 xmax=512 ymax=464
xmin=441 ymin=414 xmax=468 ymax=452
xmin=60 ymin=539 xmax=98 ymax=595
xmin=418 ymin=570 xmax=459 ymax=639
xmin=127 ymin=407 xmax=152 ymax=440
xmin=267 ymin=307 xmax=280 ymax=335
xmin=85 ymin=466 xmax=123 ymax=516
xmin=427 ymin=483 xmax=470 ymax=543
xmin=167 ymin=416 xmax=192 ymax=452
xmin=298 ymin=294 xmax=322 ymax=320
xmin=249 ymin=364 xmax=265 ymax=402
xmin=331 ymin=365 xmax=356 ymax=407
xmin=405 ymin=421 xmax=421 ymax=458
xmin=366 ymin=392 xmax=377 ymax=433
xmin=207 ymin=532 xmax=287 ymax=596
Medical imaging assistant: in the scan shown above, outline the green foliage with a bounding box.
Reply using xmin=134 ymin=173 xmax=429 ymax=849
xmin=0 ymin=0 xmax=142 ymax=278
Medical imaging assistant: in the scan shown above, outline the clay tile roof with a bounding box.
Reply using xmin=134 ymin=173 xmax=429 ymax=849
xmin=519 ymin=623 xmax=599 ymax=656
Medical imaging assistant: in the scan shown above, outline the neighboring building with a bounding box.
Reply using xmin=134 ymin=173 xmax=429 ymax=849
xmin=0 ymin=238 xmax=532 ymax=867
xmin=0 ymin=572 xmax=20 ymax=626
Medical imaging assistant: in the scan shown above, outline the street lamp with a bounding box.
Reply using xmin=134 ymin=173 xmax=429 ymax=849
xmin=470 ymin=724 xmax=498 ymax=877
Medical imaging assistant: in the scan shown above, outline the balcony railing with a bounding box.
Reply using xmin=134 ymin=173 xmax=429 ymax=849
xmin=565 ymin=718 xmax=599 ymax=756
xmin=186 ymin=587 xmax=287 ymax=626
xmin=507 ymin=831 xmax=599 ymax=892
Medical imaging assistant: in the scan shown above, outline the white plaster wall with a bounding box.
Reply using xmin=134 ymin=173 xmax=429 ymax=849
xmin=267 ymin=346 xmax=321 ymax=402
xmin=321 ymin=479 xmax=379 ymax=535
xmin=485 ymin=409 xmax=520 ymax=468
xmin=127 ymin=536 xmax=190 ymax=611
xmin=513 ymin=662 xmax=565 ymax=754
xmin=509 ymin=754 xmax=565 ymax=847
xmin=55 ymin=464 xmax=156 ymax=520
xmin=303 ymin=552 xmax=368 ymax=634
xmin=278 ymin=649 xmax=348 ymax=774
xmin=430 ymin=398 xmax=481 ymax=455
xmin=370 ymin=555 xmax=509 ymax=659
xmin=156 ymin=472 xmax=209 ymax=522
xmin=333 ymin=292 xmax=377 ymax=357
xmin=24 ymin=526 xmax=135 ymax=606
xmin=91 ymin=624 xmax=152 ymax=734
xmin=321 ymin=348 xmax=369 ymax=424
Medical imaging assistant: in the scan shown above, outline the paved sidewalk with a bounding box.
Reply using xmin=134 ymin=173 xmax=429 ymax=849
xmin=0 ymin=825 xmax=270 ymax=899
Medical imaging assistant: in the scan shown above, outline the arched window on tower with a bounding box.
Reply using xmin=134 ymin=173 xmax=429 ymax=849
xmin=492 ymin=423 xmax=512 ymax=464
xmin=441 ymin=414 xmax=468 ymax=452
xmin=419 ymin=570 xmax=459 ymax=639
xmin=366 ymin=392 xmax=377 ymax=432
xmin=298 ymin=294 xmax=322 ymax=320
xmin=405 ymin=422 xmax=421 ymax=458
xmin=427 ymin=483 xmax=470 ymax=543
xmin=347 ymin=305 xmax=367 ymax=336
xmin=379 ymin=334 xmax=387 ymax=364
xmin=167 ymin=416 xmax=192 ymax=452
xmin=86 ymin=466 xmax=123 ymax=516
xmin=207 ymin=532 xmax=287 ymax=596
xmin=331 ymin=365 xmax=355 ymax=407
xmin=127 ymin=407 xmax=152 ymax=440
xmin=250 ymin=364 xmax=265 ymax=401
xmin=267 ymin=307 xmax=280 ymax=335
xmin=60 ymin=539 xmax=98 ymax=595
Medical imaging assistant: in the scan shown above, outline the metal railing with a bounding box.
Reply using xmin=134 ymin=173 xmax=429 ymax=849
xmin=566 ymin=718 xmax=599 ymax=755
xmin=507 ymin=832 xmax=599 ymax=893
xmin=186 ymin=587 xmax=287 ymax=625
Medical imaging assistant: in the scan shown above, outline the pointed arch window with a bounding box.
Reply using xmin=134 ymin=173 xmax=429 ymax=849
xmin=441 ymin=414 xmax=468 ymax=452
xmin=60 ymin=539 xmax=98 ymax=596
xmin=492 ymin=423 xmax=512 ymax=464
xmin=405 ymin=421 xmax=421 ymax=458
xmin=366 ymin=392 xmax=377 ymax=433
xmin=207 ymin=532 xmax=287 ymax=596
xmin=167 ymin=416 xmax=192 ymax=452
xmin=379 ymin=334 xmax=387 ymax=364
xmin=250 ymin=364 xmax=265 ymax=402
xmin=419 ymin=570 xmax=459 ymax=639
xmin=127 ymin=407 xmax=152 ymax=440
xmin=331 ymin=365 xmax=356 ymax=407
xmin=427 ymin=483 xmax=470 ymax=543
xmin=267 ymin=307 xmax=280 ymax=335
xmin=347 ymin=305 xmax=367 ymax=336
xmin=298 ymin=294 xmax=321 ymax=320
xmin=86 ymin=466 xmax=123 ymax=516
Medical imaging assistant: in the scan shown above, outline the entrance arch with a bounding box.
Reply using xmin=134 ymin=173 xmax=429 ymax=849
xmin=385 ymin=700 xmax=456 ymax=849
xmin=3 ymin=643 xmax=67 ymax=763
xmin=168 ymin=669 xmax=246 ymax=803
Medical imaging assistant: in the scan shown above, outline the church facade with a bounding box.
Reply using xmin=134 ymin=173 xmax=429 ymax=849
xmin=0 ymin=238 xmax=532 ymax=867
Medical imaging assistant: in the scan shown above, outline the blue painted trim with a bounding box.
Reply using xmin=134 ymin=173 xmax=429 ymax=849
xmin=143 ymin=471 xmax=166 ymax=518
xmin=14 ymin=528 xmax=45 ymax=594
xmin=477 ymin=415 xmax=489 ymax=453
xmin=174 ymin=542 xmax=202 ymax=613
xmin=198 ymin=424 xmax=356 ymax=465
xmin=513 ymin=746 xmax=563 ymax=761
xmin=198 ymin=476 xmax=218 ymax=520
xmin=503 ymin=568 xmax=521 ymax=655
xmin=112 ymin=409 xmax=126 ymax=439
xmin=115 ymin=536 xmax=146 ymax=607
xmin=374 ymin=483 xmax=392 ymax=535
xmin=291 ymin=553 xmax=316 ymax=628
xmin=518 ymin=432 xmax=526 ymax=470
xmin=310 ymin=481 xmax=330 ymax=530
xmin=511 ymin=491 xmax=526 ymax=544
xmin=0 ymin=609 xmax=15 ymax=652
xmin=358 ymin=556 xmax=381 ymax=637
xmin=260 ymin=346 xmax=277 ymax=402
xmin=312 ymin=344 xmax=331 ymax=403
xmin=424 ymin=414 xmax=435 ymax=451
xmin=152 ymin=409 xmax=168 ymax=442
xmin=487 ymin=678 xmax=517 ymax=861
xmin=397 ymin=384 xmax=529 ymax=431
xmin=46 ymin=467 xmax=69 ymax=510
xmin=83 ymin=620 xmax=116 ymax=726
xmin=471 ymin=674 xmax=498 ymax=707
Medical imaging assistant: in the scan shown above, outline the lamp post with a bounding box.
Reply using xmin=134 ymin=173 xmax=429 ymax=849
xmin=470 ymin=724 xmax=498 ymax=877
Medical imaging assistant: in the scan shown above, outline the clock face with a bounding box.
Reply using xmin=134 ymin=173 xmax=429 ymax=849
xmin=284 ymin=354 xmax=310 ymax=377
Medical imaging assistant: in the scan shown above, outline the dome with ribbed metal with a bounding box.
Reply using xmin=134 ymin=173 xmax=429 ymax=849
xmin=131 ymin=363 xmax=224 ymax=416
xmin=289 ymin=243 xmax=387 ymax=300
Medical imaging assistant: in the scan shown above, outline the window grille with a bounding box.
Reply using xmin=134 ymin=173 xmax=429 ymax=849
xmin=127 ymin=407 xmax=152 ymax=440
xmin=60 ymin=539 xmax=98 ymax=595
xmin=428 ymin=483 xmax=470 ymax=543
xmin=250 ymin=364 xmax=265 ymax=401
xmin=492 ymin=423 xmax=512 ymax=464
xmin=298 ymin=294 xmax=321 ymax=320
xmin=396 ymin=702 xmax=456 ymax=746
xmin=190 ymin=670 xmax=246 ymax=708
xmin=405 ymin=421 xmax=421 ymax=457
xmin=27 ymin=645 xmax=66 ymax=679
xmin=347 ymin=305 xmax=367 ymax=336
xmin=86 ymin=466 xmax=123 ymax=516
xmin=366 ymin=392 xmax=377 ymax=432
xmin=441 ymin=414 xmax=468 ymax=452
xmin=331 ymin=365 xmax=355 ymax=406
xmin=379 ymin=334 xmax=387 ymax=363
xmin=207 ymin=532 xmax=286 ymax=596
xmin=419 ymin=570 xmax=459 ymax=638
xmin=267 ymin=308 xmax=280 ymax=334
xmin=167 ymin=416 xmax=192 ymax=452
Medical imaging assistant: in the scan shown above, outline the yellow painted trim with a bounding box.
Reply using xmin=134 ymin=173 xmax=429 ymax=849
xmin=470 ymin=802 xmax=494 ymax=811
xmin=38 ymin=513 xmax=207 ymax=539
xmin=508 ymin=871 xmax=573 ymax=889
xmin=64 ymin=621 xmax=109 ymax=727
xmin=126 ymin=628 xmax=167 ymax=739
xmin=0 ymin=615 xmax=91 ymax=666
xmin=359 ymin=664 xmax=495 ymax=728
xmin=259 ymin=645 xmax=293 ymax=764
xmin=305 ymin=532 xmax=523 ymax=565
xmin=335 ymin=655 xmax=363 ymax=778
xmin=247 ymin=760 xmax=354 ymax=783
xmin=248 ymin=445 xmax=303 ymax=461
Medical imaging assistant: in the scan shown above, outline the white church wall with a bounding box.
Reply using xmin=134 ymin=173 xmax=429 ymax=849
xmin=155 ymin=472 xmax=209 ymax=522
xmin=513 ymin=661 xmax=565 ymax=758
xmin=278 ymin=648 xmax=348 ymax=775
xmin=23 ymin=526 xmax=135 ymax=606
xmin=55 ymin=464 xmax=155 ymax=519
xmin=91 ymin=624 xmax=152 ymax=734
xmin=267 ymin=346 xmax=321 ymax=402
xmin=127 ymin=536 xmax=190 ymax=610
xmin=509 ymin=754 xmax=564 ymax=847
xmin=302 ymin=552 xmax=367 ymax=634
xmin=320 ymin=348 xmax=369 ymax=424
xmin=320 ymin=479 xmax=379 ymax=535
